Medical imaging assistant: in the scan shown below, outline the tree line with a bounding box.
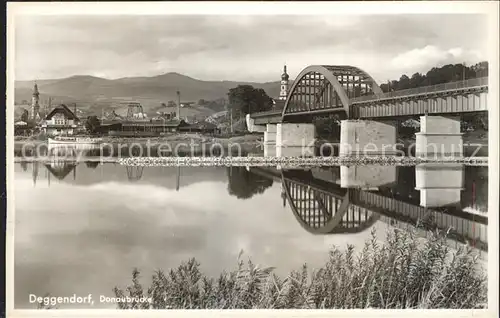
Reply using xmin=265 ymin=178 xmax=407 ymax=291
xmin=379 ymin=61 xmax=488 ymax=92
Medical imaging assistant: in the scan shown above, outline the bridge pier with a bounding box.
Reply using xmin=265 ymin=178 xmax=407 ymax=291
xmin=264 ymin=124 xmax=277 ymax=157
xmin=415 ymin=115 xmax=463 ymax=158
xmin=246 ymin=114 xmax=266 ymax=133
xmin=276 ymin=123 xmax=316 ymax=157
xmin=339 ymin=120 xmax=398 ymax=157
xmin=415 ymin=163 xmax=464 ymax=207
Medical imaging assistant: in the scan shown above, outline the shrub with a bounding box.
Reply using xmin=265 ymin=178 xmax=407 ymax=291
xmin=113 ymin=228 xmax=487 ymax=309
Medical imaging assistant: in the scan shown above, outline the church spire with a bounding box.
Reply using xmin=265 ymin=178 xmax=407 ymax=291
xmin=279 ymin=64 xmax=289 ymax=101
xmin=33 ymin=82 xmax=39 ymax=97
xmin=31 ymin=82 xmax=40 ymax=120
xmin=281 ymin=64 xmax=289 ymax=80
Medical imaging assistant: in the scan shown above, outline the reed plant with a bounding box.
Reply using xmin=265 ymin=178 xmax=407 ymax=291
xmin=113 ymin=227 xmax=487 ymax=309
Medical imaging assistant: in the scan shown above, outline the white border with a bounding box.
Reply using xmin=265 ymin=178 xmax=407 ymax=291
xmin=5 ymin=1 xmax=500 ymax=318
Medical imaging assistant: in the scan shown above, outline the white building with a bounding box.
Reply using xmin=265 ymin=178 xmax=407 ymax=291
xmin=41 ymin=104 xmax=80 ymax=136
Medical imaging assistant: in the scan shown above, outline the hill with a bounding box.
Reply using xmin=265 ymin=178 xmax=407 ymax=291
xmin=14 ymin=73 xmax=284 ymax=118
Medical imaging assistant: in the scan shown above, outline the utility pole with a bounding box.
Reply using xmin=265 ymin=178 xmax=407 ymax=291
xmin=230 ymin=108 xmax=233 ymax=134
xmin=176 ymin=90 xmax=181 ymax=120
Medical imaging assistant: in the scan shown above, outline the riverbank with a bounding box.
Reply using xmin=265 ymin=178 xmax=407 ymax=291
xmin=14 ymin=133 xmax=263 ymax=157
xmin=14 ymin=130 xmax=489 ymax=158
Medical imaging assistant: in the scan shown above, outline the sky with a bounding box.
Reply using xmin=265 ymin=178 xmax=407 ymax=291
xmin=14 ymin=14 xmax=489 ymax=83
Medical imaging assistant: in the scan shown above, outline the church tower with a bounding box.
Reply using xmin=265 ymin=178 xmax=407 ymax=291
xmin=279 ymin=65 xmax=289 ymax=101
xmin=31 ymin=83 xmax=41 ymax=120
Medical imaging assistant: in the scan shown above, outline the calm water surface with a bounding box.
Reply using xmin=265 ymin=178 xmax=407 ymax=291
xmin=14 ymin=162 xmax=488 ymax=308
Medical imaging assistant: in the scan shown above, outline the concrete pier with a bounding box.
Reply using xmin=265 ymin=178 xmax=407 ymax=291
xmin=415 ymin=115 xmax=463 ymax=158
xmin=246 ymin=114 xmax=266 ymax=133
xmin=264 ymin=124 xmax=277 ymax=157
xmin=276 ymin=123 xmax=316 ymax=157
xmin=415 ymin=163 xmax=464 ymax=207
xmin=339 ymin=120 xmax=398 ymax=157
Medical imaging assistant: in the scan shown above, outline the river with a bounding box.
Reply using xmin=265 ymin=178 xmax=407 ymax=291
xmin=13 ymin=161 xmax=488 ymax=308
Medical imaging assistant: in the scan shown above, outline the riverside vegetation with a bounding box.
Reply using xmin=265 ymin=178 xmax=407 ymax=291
xmin=112 ymin=227 xmax=487 ymax=309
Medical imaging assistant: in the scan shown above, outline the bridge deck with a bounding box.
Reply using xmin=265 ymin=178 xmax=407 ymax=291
xmin=250 ymin=77 xmax=488 ymax=122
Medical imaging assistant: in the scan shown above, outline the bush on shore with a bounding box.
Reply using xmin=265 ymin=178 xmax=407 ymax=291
xmin=113 ymin=228 xmax=487 ymax=309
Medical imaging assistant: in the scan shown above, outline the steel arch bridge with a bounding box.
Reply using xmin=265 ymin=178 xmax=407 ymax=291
xmin=250 ymin=65 xmax=488 ymax=124
xmin=282 ymin=65 xmax=383 ymax=120
xmin=281 ymin=170 xmax=380 ymax=234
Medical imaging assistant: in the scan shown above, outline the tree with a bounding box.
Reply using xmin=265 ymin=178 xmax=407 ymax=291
xmin=398 ymin=75 xmax=410 ymax=90
xmin=409 ymin=72 xmax=424 ymax=88
xmin=227 ymin=85 xmax=273 ymax=118
xmin=226 ymin=167 xmax=273 ymax=199
xmin=85 ymin=115 xmax=101 ymax=134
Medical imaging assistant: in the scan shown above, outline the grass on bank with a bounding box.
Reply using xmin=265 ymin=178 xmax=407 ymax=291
xmin=113 ymin=227 xmax=487 ymax=309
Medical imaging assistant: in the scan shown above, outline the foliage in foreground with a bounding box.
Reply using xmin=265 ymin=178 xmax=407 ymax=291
xmin=113 ymin=228 xmax=487 ymax=309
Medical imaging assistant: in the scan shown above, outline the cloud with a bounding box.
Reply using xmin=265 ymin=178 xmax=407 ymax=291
xmin=390 ymin=45 xmax=484 ymax=76
xmin=13 ymin=14 xmax=489 ymax=82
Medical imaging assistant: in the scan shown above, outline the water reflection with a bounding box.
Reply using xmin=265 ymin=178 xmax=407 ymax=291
xmin=249 ymin=165 xmax=487 ymax=254
xmin=339 ymin=165 xmax=397 ymax=189
xmin=227 ymin=167 xmax=273 ymax=199
xmin=415 ymin=163 xmax=464 ymax=208
xmin=15 ymin=162 xmax=488 ymax=308
xmin=25 ymin=161 xmax=487 ymax=254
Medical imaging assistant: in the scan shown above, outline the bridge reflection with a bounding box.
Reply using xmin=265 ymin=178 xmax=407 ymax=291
xmin=250 ymin=166 xmax=487 ymax=253
xmin=25 ymin=160 xmax=487 ymax=253
xmin=279 ymin=169 xmax=378 ymax=234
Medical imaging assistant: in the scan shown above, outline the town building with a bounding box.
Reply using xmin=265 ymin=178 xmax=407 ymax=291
xmin=41 ymin=104 xmax=80 ymax=136
xmin=179 ymin=121 xmax=220 ymax=134
xmin=100 ymin=118 xmax=189 ymax=136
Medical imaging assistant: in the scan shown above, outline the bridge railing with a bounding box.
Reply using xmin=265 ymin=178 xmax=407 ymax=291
xmin=250 ymin=108 xmax=284 ymax=117
xmin=350 ymin=77 xmax=488 ymax=103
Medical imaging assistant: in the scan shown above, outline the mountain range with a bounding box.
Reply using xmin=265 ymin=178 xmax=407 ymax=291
xmin=14 ymin=72 xmax=284 ymax=118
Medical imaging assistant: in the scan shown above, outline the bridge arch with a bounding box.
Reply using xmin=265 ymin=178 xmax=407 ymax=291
xmin=282 ymin=65 xmax=383 ymax=119
xmin=281 ymin=170 xmax=380 ymax=234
